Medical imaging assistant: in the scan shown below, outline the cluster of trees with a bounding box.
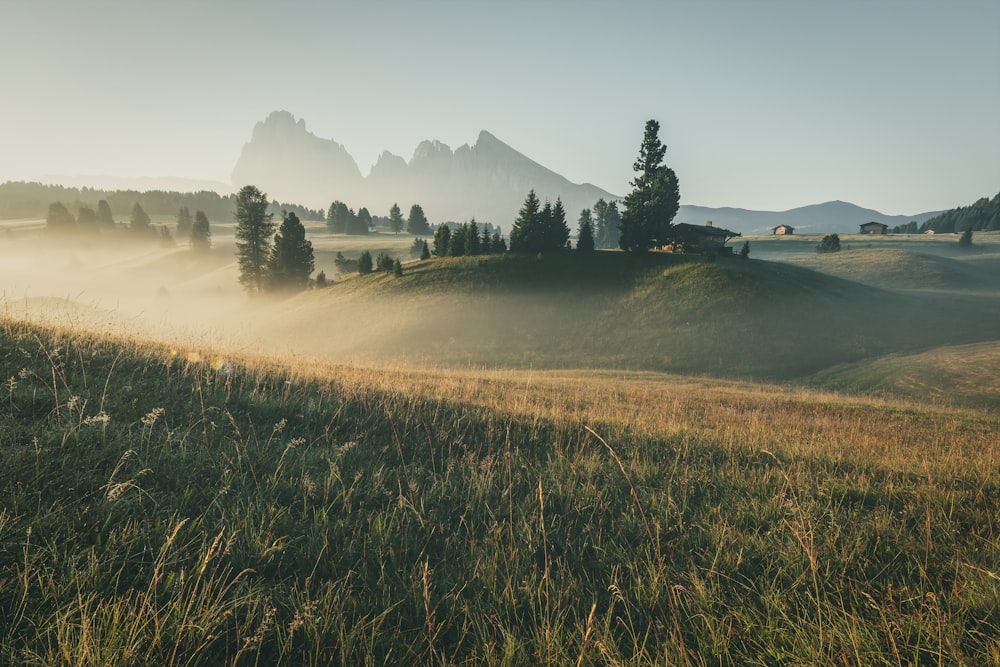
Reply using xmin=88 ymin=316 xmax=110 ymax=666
xmin=508 ymin=191 xmax=570 ymax=253
xmin=356 ymin=250 xmax=403 ymax=276
xmin=433 ymin=220 xmax=506 ymax=256
xmin=326 ymin=201 xmax=431 ymax=236
xmin=234 ymin=185 xmax=315 ymax=294
xmin=176 ymin=207 xmax=212 ymax=252
xmin=917 ymin=192 xmax=1000 ymax=234
xmin=45 ymin=200 xmax=114 ymax=234
xmin=505 ymin=120 xmax=677 ymax=255
xmin=44 ymin=198 xmax=214 ymax=252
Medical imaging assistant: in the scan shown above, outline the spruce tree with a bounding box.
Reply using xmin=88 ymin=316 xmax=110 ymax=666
xmin=96 ymin=200 xmax=114 ymax=227
xmin=433 ymin=224 xmax=451 ymax=256
xmin=234 ymin=185 xmax=276 ymax=294
xmin=407 ymin=204 xmax=430 ymax=235
xmin=619 ymin=120 xmax=680 ymax=252
xmin=420 ymin=240 xmax=431 ymax=260
xmin=393 ymin=258 xmax=403 ymax=276
xmin=389 ymin=203 xmax=404 ymax=234
xmin=46 ymin=202 xmax=76 ymax=234
xmin=593 ymin=198 xmax=621 ymax=249
xmin=481 ymin=223 xmax=492 ymax=253
xmin=449 ymin=225 xmax=466 ymax=256
xmin=267 ymin=211 xmax=315 ymax=291
xmin=176 ymin=207 xmax=193 ymax=237
xmin=577 ymin=208 xmax=595 ymax=252
xmin=190 ymin=210 xmax=212 ymax=252
xmin=358 ymin=250 xmax=373 ymax=274
xmin=77 ymin=206 xmax=97 ymax=231
xmin=467 ymin=219 xmax=481 ymax=255
xmin=547 ymin=198 xmax=570 ymax=250
xmin=509 ymin=190 xmax=542 ymax=252
xmin=130 ymin=202 xmax=151 ymax=233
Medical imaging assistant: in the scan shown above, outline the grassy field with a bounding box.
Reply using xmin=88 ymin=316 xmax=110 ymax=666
xmin=3 ymin=230 xmax=1000 ymax=664
xmin=2 ymin=319 xmax=999 ymax=665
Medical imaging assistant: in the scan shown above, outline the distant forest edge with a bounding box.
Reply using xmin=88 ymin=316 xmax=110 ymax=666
xmin=0 ymin=181 xmax=325 ymax=223
xmin=3 ymin=180 xmax=1000 ymax=236
xmin=901 ymin=191 xmax=1000 ymax=234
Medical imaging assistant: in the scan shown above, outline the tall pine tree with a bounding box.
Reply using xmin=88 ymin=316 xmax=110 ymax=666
xmin=234 ymin=185 xmax=275 ymax=294
xmin=577 ymin=208 xmax=595 ymax=252
xmin=267 ymin=211 xmax=315 ymax=290
xmin=619 ymin=120 xmax=679 ymax=252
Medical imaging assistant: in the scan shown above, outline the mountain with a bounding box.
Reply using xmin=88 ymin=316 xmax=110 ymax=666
xmin=231 ymin=111 xmax=364 ymax=208
xmin=231 ymin=112 xmax=617 ymax=228
xmin=675 ymin=200 xmax=943 ymax=236
xmin=231 ymin=111 xmax=943 ymax=234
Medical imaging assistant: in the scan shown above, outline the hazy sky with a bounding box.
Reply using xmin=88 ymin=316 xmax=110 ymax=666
xmin=2 ymin=0 xmax=998 ymax=214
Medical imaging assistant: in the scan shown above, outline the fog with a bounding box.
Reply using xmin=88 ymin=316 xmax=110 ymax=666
xmin=4 ymin=218 xmax=1000 ymax=382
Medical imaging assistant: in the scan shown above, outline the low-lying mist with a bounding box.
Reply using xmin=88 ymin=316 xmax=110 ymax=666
xmin=4 ymin=227 xmax=1000 ymax=381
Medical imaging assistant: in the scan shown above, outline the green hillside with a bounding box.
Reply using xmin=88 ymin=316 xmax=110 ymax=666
xmin=780 ymin=247 xmax=999 ymax=292
xmin=254 ymin=252 xmax=1000 ymax=378
xmin=3 ymin=317 xmax=1000 ymax=664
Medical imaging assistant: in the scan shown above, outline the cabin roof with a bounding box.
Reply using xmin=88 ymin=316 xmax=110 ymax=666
xmin=672 ymin=223 xmax=741 ymax=239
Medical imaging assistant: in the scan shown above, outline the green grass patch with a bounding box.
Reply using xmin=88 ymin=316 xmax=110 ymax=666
xmin=2 ymin=319 xmax=1000 ymax=664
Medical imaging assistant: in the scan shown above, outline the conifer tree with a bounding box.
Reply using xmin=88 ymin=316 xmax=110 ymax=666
xmin=481 ymin=223 xmax=492 ymax=253
xmin=547 ymin=198 xmax=570 ymax=250
xmin=267 ymin=211 xmax=315 ymax=291
xmin=190 ymin=210 xmax=212 ymax=252
xmin=46 ymin=202 xmax=76 ymax=234
xmin=96 ymin=200 xmax=114 ymax=227
xmin=176 ymin=207 xmax=193 ymax=237
xmin=619 ymin=120 xmax=680 ymax=252
xmin=577 ymin=208 xmax=595 ymax=252
xmin=389 ymin=203 xmax=404 ymax=234
xmin=234 ymin=185 xmax=276 ymax=294
xmin=509 ymin=190 xmax=542 ymax=252
xmin=358 ymin=250 xmax=373 ymax=274
xmin=593 ymin=198 xmax=621 ymax=249
xmin=407 ymin=204 xmax=430 ymax=235
xmin=467 ymin=219 xmax=481 ymax=255
xmin=433 ymin=224 xmax=451 ymax=256
xmin=420 ymin=240 xmax=431 ymax=260
xmin=449 ymin=224 xmax=467 ymax=256
xmin=130 ymin=202 xmax=151 ymax=233
xmin=393 ymin=257 xmax=403 ymax=276
xmin=77 ymin=206 xmax=97 ymax=231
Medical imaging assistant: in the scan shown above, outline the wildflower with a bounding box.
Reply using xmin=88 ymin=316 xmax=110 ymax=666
xmin=83 ymin=412 xmax=111 ymax=426
xmin=273 ymin=418 xmax=287 ymax=433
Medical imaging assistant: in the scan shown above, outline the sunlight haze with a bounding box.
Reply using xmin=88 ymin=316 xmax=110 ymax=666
xmin=2 ymin=0 xmax=998 ymax=214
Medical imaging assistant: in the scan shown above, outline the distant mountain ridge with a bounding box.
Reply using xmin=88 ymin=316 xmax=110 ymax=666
xmin=675 ymin=201 xmax=944 ymax=236
xmin=231 ymin=111 xmax=617 ymax=228
xmin=231 ymin=111 xmax=943 ymax=234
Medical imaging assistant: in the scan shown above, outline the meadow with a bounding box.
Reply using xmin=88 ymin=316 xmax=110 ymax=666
xmin=2 ymin=228 xmax=1000 ymax=664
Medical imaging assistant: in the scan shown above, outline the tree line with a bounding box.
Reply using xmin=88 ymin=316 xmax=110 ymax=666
xmin=900 ymin=191 xmax=1000 ymax=234
xmin=0 ymin=181 xmax=325 ymax=223
xmin=325 ymin=200 xmax=431 ymax=236
xmin=44 ymin=199 xmax=212 ymax=251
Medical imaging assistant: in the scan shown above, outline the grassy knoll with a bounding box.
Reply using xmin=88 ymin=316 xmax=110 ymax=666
xmin=2 ymin=318 xmax=999 ymax=665
xmin=255 ymin=252 xmax=1000 ymax=378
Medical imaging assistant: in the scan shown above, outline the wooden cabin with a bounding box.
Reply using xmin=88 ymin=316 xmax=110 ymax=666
xmin=661 ymin=221 xmax=741 ymax=254
xmin=859 ymin=221 xmax=889 ymax=235
xmin=772 ymin=224 xmax=795 ymax=235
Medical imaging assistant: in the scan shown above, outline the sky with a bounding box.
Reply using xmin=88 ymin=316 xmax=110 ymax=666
xmin=2 ymin=0 xmax=998 ymax=215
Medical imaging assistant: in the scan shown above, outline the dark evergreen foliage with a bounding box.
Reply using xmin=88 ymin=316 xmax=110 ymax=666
xmin=315 ymin=270 xmax=327 ymax=288
xmin=190 ymin=210 xmax=211 ymax=252
xmin=593 ymin=198 xmax=622 ymax=249
xmin=267 ymin=211 xmax=315 ymax=291
xmin=234 ymin=185 xmax=276 ymax=294
xmin=357 ymin=250 xmax=373 ymax=274
xmin=176 ymin=207 xmax=193 ymax=237
xmin=389 ymin=203 xmax=404 ymax=234
xmin=816 ymin=233 xmax=841 ymax=254
xmin=407 ymin=204 xmax=430 ymax=235
xmin=740 ymin=241 xmax=750 ymax=259
xmin=420 ymin=240 xmax=431 ymax=260
xmin=96 ymin=200 xmax=114 ymax=227
xmin=576 ymin=208 xmax=595 ymax=252
xmin=334 ymin=251 xmax=358 ymax=274
xmin=619 ymin=120 xmax=680 ymax=252
xmin=920 ymin=192 xmax=1000 ymax=233
xmin=376 ymin=252 xmax=394 ymax=272
xmin=130 ymin=202 xmax=151 ymax=233
xmin=76 ymin=206 xmax=97 ymax=230
xmin=958 ymin=228 xmax=973 ymax=249
xmin=433 ymin=224 xmax=451 ymax=256
xmin=393 ymin=257 xmax=403 ymax=276
xmin=45 ymin=202 xmax=76 ymax=234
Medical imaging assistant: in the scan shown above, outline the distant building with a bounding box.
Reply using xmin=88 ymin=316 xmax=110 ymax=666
xmin=859 ymin=221 xmax=889 ymax=235
xmin=662 ymin=221 xmax=741 ymax=255
xmin=772 ymin=224 xmax=795 ymax=235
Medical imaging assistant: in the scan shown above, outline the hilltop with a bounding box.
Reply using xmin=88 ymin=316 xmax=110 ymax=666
xmin=249 ymin=251 xmax=1000 ymax=379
